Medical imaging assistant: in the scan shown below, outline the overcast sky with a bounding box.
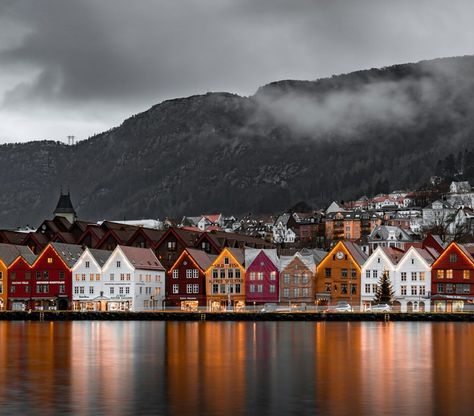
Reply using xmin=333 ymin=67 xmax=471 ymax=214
xmin=0 ymin=0 xmax=472 ymax=143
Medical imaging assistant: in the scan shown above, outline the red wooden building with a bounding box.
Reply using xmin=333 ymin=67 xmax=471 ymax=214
xmin=8 ymin=242 xmax=83 ymax=311
xmin=166 ymin=248 xmax=215 ymax=310
xmin=431 ymin=242 xmax=474 ymax=312
xmin=245 ymin=249 xmax=280 ymax=305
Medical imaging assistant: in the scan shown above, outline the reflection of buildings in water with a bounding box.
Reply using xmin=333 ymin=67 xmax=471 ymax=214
xmin=431 ymin=323 xmax=474 ymax=415
xmin=70 ymin=322 xmax=134 ymax=414
xmin=165 ymin=321 xmax=247 ymax=415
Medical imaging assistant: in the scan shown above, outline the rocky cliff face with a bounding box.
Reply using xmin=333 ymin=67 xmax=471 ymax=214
xmin=1 ymin=56 xmax=474 ymax=228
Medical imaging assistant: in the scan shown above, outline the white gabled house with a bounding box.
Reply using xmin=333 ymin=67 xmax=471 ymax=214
xmin=361 ymin=246 xmax=402 ymax=311
xmin=394 ymin=246 xmax=434 ymax=312
xmin=72 ymin=247 xmax=112 ymax=311
xmin=73 ymin=245 xmax=165 ymax=312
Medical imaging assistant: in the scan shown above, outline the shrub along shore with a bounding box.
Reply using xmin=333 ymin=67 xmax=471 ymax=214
xmin=1 ymin=311 xmax=474 ymax=322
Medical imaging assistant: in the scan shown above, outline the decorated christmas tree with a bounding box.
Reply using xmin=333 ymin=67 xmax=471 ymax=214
xmin=374 ymin=270 xmax=394 ymax=304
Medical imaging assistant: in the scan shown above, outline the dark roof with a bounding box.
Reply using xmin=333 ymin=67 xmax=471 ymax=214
xmin=343 ymin=241 xmax=368 ymax=266
xmin=0 ymin=230 xmax=27 ymax=245
xmin=53 ymin=192 xmax=76 ymax=215
xmin=50 ymin=242 xmax=84 ymax=268
xmin=120 ymin=246 xmax=165 ymax=271
xmin=89 ymin=249 xmax=113 ymax=267
xmin=0 ymin=244 xmax=36 ymax=266
xmin=185 ymin=248 xmax=217 ymax=271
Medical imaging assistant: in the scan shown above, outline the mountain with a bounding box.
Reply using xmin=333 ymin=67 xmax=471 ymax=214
xmin=2 ymin=55 xmax=474 ymax=228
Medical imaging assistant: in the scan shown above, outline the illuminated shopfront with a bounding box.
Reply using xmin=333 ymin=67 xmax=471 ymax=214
xmin=180 ymin=300 xmax=199 ymax=311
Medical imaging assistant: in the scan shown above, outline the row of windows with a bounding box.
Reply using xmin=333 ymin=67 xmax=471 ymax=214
xmin=10 ymin=284 xmax=65 ymax=294
xmin=437 ymin=270 xmax=471 ymax=279
xmin=437 ymin=283 xmax=470 ymax=294
xmin=10 ymin=271 xmax=65 ymax=280
xmin=324 ymin=283 xmax=357 ymax=294
xmin=283 ymin=274 xmax=311 ymax=284
xmin=172 ymin=269 xmax=199 ymax=279
xmin=325 ymin=268 xmax=357 ymax=278
xmin=282 ymin=288 xmax=310 ymax=298
xmin=249 ymin=284 xmax=276 ymax=293
xmin=211 ymin=269 xmax=241 ymax=279
xmin=248 ymin=272 xmax=277 ymax=281
xmin=211 ymin=284 xmax=242 ymax=294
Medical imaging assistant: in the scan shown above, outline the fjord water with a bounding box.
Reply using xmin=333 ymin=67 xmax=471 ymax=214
xmin=0 ymin=321 xmax=473 ymax=415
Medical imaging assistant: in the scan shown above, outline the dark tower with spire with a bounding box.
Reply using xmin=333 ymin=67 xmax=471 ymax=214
xmin=53 ymin=189 xmax=77 ymax=223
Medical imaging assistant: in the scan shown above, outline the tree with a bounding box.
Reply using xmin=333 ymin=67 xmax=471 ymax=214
xmin=374 ymin=270 xmax=394 ymax=304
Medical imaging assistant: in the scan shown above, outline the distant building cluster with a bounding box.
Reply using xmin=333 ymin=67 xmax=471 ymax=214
xmin=0 ymin=182 xmax=473 ymax=313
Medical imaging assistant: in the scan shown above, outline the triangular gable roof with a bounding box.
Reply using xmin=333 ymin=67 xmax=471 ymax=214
xmin=119 ymin=246 xmax=165 ymax=271
xmin=127 ymin=227 xmax=166 ymax=247
xmin=432 ymin=242 xmax=474 ymax=268
xmin=49 ymin=242 xmax=84 ymax=268
xmin=326 ymin=201 xmax=343 ymax=214
xmin=184 ymin=248 xmax=217 ymax=271
xmin=0 ymin=244 xmax=36 ymax=267
xmin=77 ymin=225 xmax=106 ymax=247
xmin=245 ymin=248 xmax=279 ymax=269
xmin=342 ymin=241 xmax=368 ymax=267
xmin=89 ymin=248 xmax=113 ymax=267
xmin=95 ymin=228 xmax=137 ymax=248
xmin=157 ymin=227 xmax=201 ymax=249
xmin=0 ymin=230 xmax=27 ymax=245
xmin=280 ymin=252 xmax=316 ymax=272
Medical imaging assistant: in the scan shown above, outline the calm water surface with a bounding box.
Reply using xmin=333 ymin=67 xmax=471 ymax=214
xmin=0 ymin=321 xmax=473 ymax=415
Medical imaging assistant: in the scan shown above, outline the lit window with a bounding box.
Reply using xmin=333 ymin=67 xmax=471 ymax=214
xmin=446 ymin=270 xmax=453 ymax=279
xmin=464 ymin=270 xmax=470 ymax=280
xmin=172 ymin=269 xmax=179 ymax=279
xmin=172 ymin=284 xmax=179 ymax=294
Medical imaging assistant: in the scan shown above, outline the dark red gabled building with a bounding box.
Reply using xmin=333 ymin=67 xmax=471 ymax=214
xmin=128 ymin=228 xmax=165 ymax=249
xmin=166 ymin=248 xmax=216 ymax=309
xmin=7 ymin=254 xmax=36 ymax=311
xmin=431 ymin=242 xmax=474 ymax=312
xmin=155 ymin=228 xmax=201 ymax=270
xmin=8 ymin=242 xmax=83 ymax=311
xmin=245 ymin=249 xmax=280 ymax=305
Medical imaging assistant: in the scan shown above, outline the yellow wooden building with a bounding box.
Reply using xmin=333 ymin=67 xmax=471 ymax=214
xmin=205 ymin=248 xmax=245 ymax=311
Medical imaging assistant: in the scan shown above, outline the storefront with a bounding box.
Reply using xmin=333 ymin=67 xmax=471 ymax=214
xmin=32 ymin=298 xmax=58 ymax=310
xmin=432 ymin=295 xmax=474 ymax=312
xmin=107 ymin=300 xmax=132 ymax=311
xmin=9 ymin=298 xmax=29 ymax=311
xmin=180 ymin=300 xmax=199 ymax=311
xmin=208 ymin=298 xmax=246 ymax=311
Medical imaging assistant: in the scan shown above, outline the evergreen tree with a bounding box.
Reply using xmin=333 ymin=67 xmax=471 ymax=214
xmin=374 ymin=270 xmax=394 ymax=304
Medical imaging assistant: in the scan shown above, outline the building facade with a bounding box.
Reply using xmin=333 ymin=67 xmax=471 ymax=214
xmin=245 ymin=249 xmax=279 ymax=306
xmin=279 ymin=252 xmax=316 ymax=306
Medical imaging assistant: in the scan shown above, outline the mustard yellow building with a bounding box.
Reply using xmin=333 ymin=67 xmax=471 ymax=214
xmin=205 ymin=248 xmax=245 ymax=311
xmin=315 ymin=241 xmax=368 ymax=308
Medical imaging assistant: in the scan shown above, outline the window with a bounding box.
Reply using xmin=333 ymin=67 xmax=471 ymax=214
xmin=411 ymin=272 xmax=417 ymax=281
xmin=126 ymin=287 xmax=130 ymax=294
xmin=341 ymin=283 xmax=347 ymax=294
xmin=284 ymin=273 xmax=290 ymax=284
xmin=419 ymin=286 xmax=426 ymax=296
xmin=341 ymin=269 xmax=348 ymax=278
xmin=172 ymin=284 xmax=179 ymax=294
xmin=220 ymin=284 xmax=226 ymax=294
xmin=9 ymin=285 xmax=15 ymax=294
xmin=90 ymin=274 xmax=94 ymax=281
xmin=235 ymin=270 xmax=241 ymax=279
xmin=250 ymin=284 xmax=255 ymax=293
xmin=110 ymin=273 xmax=114 ymax=281
xmin=293 ymin=288 xmax=300 ymax=297
xmin=401 ymin=285 xmax=407 ymax=295
xmin=110 ymin=287 xmax=115 ymax=294
xmin=120 ymin=274 xmax=125 ymax=281
xmin=81 ymin=274 xmax=86 ymax=281
xmin=464 ymin=270 xmax=470 ymax=280
xmin=25 ymin=272 xmax=31 ymax=280
xmin=36 ymin=271 xmax=41 ymax=279
xmin=463 ymin=285 xmax=470 ymax=294
xmin=257 ymin=285 xmax=263 ymax=293
xmin=74 ymin=287 xmax=79 ymax=294
xmin=437 ymin=283 xmax=444 ymax=293
xmin=224 ymin=257 xmax=229 ymax=265
xmin=372 ymin=284 xmax=377 ymax=293
xmin=212 ymin=284 xmax=219 ymax=294
xmin=167 ymin=241 xmax=176 ymax=251
xmin=235 ymin=284 xmax=241 ymax=294
xmin=89 ymin=286 xmax=94 ymax=294
xmin=351 ymin=269 xmax=357 ymax=278
xmin=373 ymin=270 xmax=378 ymax=279
xmin=411 ymin=286 xmax=417 ymax=296
xmin=302 ymin=288 xmax=309 ymax=297
xmin=47 ymin=257 xmax=53 ymax=264
xmin=302 ymin=274 xmax=309 ymax=284
xmin=351 ymin=284 xmax=357 ymax=295
xmin=269 ymin=285 xmax=276 ymax=293
xmin=446 ymin=270 xmax=453 ymax=279
xmin=270 ymin=272 xmax=276 ymax=281
xmin=43 ymin=271 xmax=49 ymax=280
xmin=325 ymin=283 xmax=331 ymax=292
xmin=96 ymin=274 xmax=100 ymax=281
xmin=249 ymin=272 xmax=256 ymax=280
xmin=294 ymin=274 xmax=300 ymax=284
xmin=220 ymin=269 xmax=225 ymax=279
xmin=446 ymin=284 xmax=453 ymax=294
xmin=257 ymin=272 xmax=264 ymax=281
xmin=25 ymin=285 xmax=30 ymax=293
xmin=401 ymin=272 xmax=407 ymax=282
xmin=325 ymin=268 xmax=331 ymax=278
xmin=186 ymin=269 xmax=193 ymax=279
xmin=437 ymin=270 xmax=444 ymax=279
xmin=212 ymin=269 xmax=218 ymax=279
xmin=119 ymin=287 xmax=124 ymax=294
xmin=193 ymin=269 xmax=199 ymax=278
xmin=228 ymin=269 xmax=234 ymax=279
xmin=419 ymin=272 xmax=425 ymax=282
xmin=172 ymin=269 xmax=178 ymax=279
xmin=366 ymin=270 xmax=370 ymax=278
xmin=126 ymin=274 xmax=131 ymax=281
xmin=85 ymin=261 xmax=90 ymax=268
xmin=411 ymin=258 xmax=415 ymax=265
xmin=450 ymin=253 xmax=457 ymax=263
xmin=365 ymin=284 xmax=370 ymax=293
xmin=116 ymin=261 xmax=121 ymax=268
xmin=192 ymin=284 xmax=199 ymax=293
xmin=283 ymin=288 xmax=290 ymax=297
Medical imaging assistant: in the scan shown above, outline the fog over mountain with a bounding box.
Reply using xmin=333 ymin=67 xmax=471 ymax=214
xmin=1 ymin=56 xmax=474 ymax=228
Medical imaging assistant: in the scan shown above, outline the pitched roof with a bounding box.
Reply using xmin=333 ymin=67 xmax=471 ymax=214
xmin=119 ymin=246 xmax=165 ymax=271
xmin=458 ymin=244 xmax=474 ymax=264
xmin=369 ymin=225 xmax=413 ymax=242
xmin=245 ymin=248 xmax=279 ymax=269
xmin=50 ymin=242 xmax=84 ymax=268
xmin=411 ymin=247 xmax=437 ymax=265
xmin=89 ymin=249 xmax=113 ymax=267
xmin=343 ymin=241 xmax=368 ymax=266
xmin=380 ymin=246 xmax=405 ymax=264
xmin=53 ymin=192 xmax=76 ymax=215
xmin=185 ymin=248 xmax=217 ymax=271
xmin=225 ymin=248 xmax=245 ymax=266
xmin=0 ymin=244 xmax=36 ymax=266
xmin=0 ymin=230 xmax=27 ymax=245
xmin=279 ymin=252 xmax=316 ymax=272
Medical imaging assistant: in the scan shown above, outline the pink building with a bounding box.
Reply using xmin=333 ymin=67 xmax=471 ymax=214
xmin=245 ymin=249 xmax=279 ymax=305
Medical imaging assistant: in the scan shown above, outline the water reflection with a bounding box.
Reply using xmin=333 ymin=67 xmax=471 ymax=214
xmin=0 ymin=321 xmax=474 ymax=415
